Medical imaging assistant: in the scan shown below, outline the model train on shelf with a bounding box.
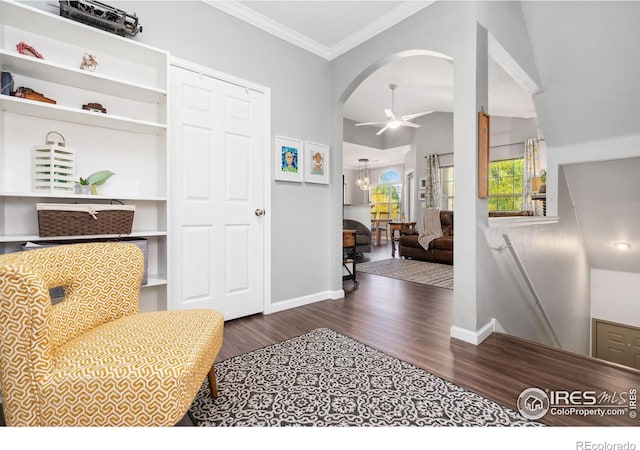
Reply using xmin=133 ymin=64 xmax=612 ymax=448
xmin=58 ymin=1 xmax=142 ymax=37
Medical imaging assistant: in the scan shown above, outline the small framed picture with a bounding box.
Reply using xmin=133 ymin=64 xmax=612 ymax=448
xmin=419 ymin=177 xmax=427 ymax=189
xmin=304 ymin=141 xmax=329 ymax=184
xmin=478 ymin=109 xmax=490 ymax=198
xmin=419 ymin=190 xmax=427 ymax=200
xmin=275 ymin=136 xmax=303 ymax=182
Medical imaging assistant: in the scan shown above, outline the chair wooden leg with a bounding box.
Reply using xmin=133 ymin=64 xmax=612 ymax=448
xmin=208 ymin=366 xmax=218 ymax=399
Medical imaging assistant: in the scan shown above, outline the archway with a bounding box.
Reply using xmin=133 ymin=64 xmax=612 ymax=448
xmin=339 ymin=50 xmax=455 ymax=270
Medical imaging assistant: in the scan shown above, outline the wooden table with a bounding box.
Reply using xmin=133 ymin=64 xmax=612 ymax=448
xmin=371 ymin=219 xmax=391 ymax=246
xmin=342 ymin=229 xmax=358 ymax=288
xmin=389 ymin=221 xmax=417 ymax=257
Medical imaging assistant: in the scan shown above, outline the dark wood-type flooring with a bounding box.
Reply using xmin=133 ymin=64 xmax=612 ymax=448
xmin=2 ymin=241 xmax=638 ymax=426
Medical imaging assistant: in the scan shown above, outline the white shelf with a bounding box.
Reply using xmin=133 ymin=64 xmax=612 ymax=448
xmin=0 ymin=95 xmax=166 ymax=134
xmin=488 ymin=216 xmax=559 ymax=229
xmin=0 ymin=1 xmax=170 ymax=313
xmin=0 ymin=191 xmax=166 ymax=202
xmin=0 ymin=230 xmax=167 ymax=243
xmin=0 ymin=1 xmax=167 ymax=69
xmin=143 ymin=276 xmax=167 ymax=288
xmin=0 ymin=50 xmax=166 ymax=103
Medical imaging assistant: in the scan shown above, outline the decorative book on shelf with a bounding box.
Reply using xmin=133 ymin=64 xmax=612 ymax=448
xmin=1 ymin=71 xmax=13 ymax=96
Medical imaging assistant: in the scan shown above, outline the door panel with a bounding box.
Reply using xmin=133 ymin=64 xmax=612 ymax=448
xmin=225 ymin=225 xmax=250 ymax=293
xmin=170 ymin=64 xmax=266 ymax=320
xmin=594 ymin=319 xmax=640 ymax=369
xmin=183 ymin=125 xmax=213 ymax=199
xmin=226 ymin=133 xmax=251 ymax=201
xmin=181 ymin=226 xmax=213 ymax=303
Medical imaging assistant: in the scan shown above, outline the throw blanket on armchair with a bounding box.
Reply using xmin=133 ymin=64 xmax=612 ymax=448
xmin=418 ymin=207 xmax=443 ymax=251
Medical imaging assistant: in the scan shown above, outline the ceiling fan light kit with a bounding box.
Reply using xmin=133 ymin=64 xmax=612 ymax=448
xmin=355 ymin=84 xmax=433 ymax=135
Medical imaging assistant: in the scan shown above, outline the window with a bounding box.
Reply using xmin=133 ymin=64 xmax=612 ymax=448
xmin=440 ymin=166 xmax=454 ymax=210
xmin=488 ymin=158 xmax=524 ymax=211
xmin=437 ymin=159 xmax=525 ymax=212
xmin=370 ymin=184 xmax=402 ymax=220
xmin=379 ymin=169 xmax=401 ymax=184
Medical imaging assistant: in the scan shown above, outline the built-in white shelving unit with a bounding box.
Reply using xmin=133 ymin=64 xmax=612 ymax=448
xmin=0 ymin=1 xmax=170 ymax=311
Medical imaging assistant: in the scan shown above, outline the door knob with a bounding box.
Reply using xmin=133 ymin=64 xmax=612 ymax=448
xmin=255 ymin=209 xmax=265 ymax=216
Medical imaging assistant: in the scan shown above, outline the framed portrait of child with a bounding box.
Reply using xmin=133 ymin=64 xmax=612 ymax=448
xmin=304 ymin=141 xmax=329 ymax=184
xmin=274 ymin=136 xmax=303 ymax=182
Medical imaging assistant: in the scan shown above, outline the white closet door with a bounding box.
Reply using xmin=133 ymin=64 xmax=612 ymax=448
xmin=169 ymin=64 xmax=266 ymax=320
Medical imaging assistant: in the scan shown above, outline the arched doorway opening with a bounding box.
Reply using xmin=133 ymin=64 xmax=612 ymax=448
xmin=340 ymin=50 xmax=454 ymax=274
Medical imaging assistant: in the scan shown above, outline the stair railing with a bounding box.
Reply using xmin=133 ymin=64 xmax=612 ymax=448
xmin=496 ymin=232 xmax=563 ymax=349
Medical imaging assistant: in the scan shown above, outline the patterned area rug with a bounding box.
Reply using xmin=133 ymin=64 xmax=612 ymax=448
xmin=188 ymin=328 xmax=541 ymax=426
xmin=356 ymin=258 xmax=453 ymax=289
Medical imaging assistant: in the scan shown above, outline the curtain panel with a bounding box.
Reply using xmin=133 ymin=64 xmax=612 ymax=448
xmin=425 ymin=154 xmax=441 ymax=208
xmin=522 ymin=138 xmax=540 ymax=213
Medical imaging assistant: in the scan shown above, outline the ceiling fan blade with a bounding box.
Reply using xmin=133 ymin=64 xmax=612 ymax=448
xmin=355 ymin=121 xmax=387 ymax=127
xmin=401 ymin=111 xmax=433 ymax=121
xmin=398 ymin=121 xmax=421 ymax=128
xmin=376 ymin=125 xmax=389 ymax=136
xmin=384 ymin=109 xmax=395 ymax=119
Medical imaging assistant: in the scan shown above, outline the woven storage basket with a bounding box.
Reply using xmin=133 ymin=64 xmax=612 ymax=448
xmin=36 ymin=203 xmax=135 ymax=237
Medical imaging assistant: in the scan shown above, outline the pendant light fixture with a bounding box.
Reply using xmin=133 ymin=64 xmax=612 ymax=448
xmin=355 ymin=158 xmax=370 ymax=191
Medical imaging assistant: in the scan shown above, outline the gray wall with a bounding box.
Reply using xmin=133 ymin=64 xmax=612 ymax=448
xmin=411 ymin=112 xmax=454 ymax=216
xmin=136 ymin=1 xmax=334 ymax=304
xmin=522 ymin=1 xmax=640 ymax=147
xmin=129 ymin=1 xmax=334 ymax=304
xmin=343 ymin=118 xmax=384 ymax=149
xmin=343 ymin=168 xmax=367 ymax=206
xmin=481 ymin=168 xmax=591 ymax=354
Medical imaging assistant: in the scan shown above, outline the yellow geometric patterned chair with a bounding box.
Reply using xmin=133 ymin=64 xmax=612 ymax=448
xmin=0 ymin=242 xmax=224 ymax=426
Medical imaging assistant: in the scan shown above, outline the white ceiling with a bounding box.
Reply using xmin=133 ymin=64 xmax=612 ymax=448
xmin=563 ymin=158 xmax=640 ymax=274
xmin=342 ymin=54 xmax=537 ymax=125
xmin=207 ymin=1 xmax=434 ymax=60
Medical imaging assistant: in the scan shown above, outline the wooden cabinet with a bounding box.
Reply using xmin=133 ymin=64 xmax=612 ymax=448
xmin=0 ymin=1 xmax=169 ymax=311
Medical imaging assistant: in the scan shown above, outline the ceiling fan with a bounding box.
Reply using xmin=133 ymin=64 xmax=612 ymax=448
xmin=355 ymin=84 xmax=433 ymax=136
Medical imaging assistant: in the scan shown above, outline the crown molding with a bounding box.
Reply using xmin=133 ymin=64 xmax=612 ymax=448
xmin=203 ymin=0 xmax=332 ymax=59
xmin=203 ymin=1 xmax=435 ymax=61
xmin=329 ymin=1 xmax=435 ymax=60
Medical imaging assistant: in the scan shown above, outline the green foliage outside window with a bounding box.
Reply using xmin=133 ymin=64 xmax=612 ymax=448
xmin=370 ymin=184 xmax=402 ymax=220
xmin=488 ymin=158 xmax=524 ymax=211
xmin=440 ymin=166 xmax=454 ymax=210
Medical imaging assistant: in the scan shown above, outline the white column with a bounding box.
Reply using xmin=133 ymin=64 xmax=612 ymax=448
xmin=451 ymin=23 xmax=489 ymax=341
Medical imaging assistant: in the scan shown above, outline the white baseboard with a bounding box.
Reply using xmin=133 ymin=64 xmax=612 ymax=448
xmin=450 ymin=318 xmax=497 ymax=345
xmin=266 ymin=289 xmax=344 ymax=314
